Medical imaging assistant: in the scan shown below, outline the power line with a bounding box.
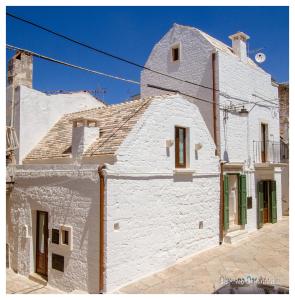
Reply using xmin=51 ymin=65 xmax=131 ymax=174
xmin=6 ymin=12 xmax=217 ymax=92
xmin=6 ymin=44 xmax=223 ymax=109
xmin=7 ymin=44 xmax=278 ymax=112
xmin=6 ymin=46 xmax=279 ymax=159
xmin=7 ymin=13 xmax=279 ymax=110
xmin=7 ymin=44 xmax=140 ymax=85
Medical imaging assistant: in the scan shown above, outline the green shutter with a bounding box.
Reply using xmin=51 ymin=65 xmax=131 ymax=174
xmin=223 ymin=175 xmax=229 ymax=230
xmin=258 ymin=181 xmax=264 ymax=229
xmin=270 ymin=180 xmax=277 ymax=223
xmin=238 ymin=175 xmax=247 ymax=225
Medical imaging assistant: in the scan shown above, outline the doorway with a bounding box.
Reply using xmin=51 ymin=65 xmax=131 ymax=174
xmin=261 ymin=123 xmax=268 ymax=162
xmin=258 ymin=180 xmax=277 ymax=228
xmin=263 ymin=181 xmax=270 ymax=223
xmin=36 ymin=211 xmax=48 ymax=278
xmin=228 ymin=174 xmax=239 ymax=229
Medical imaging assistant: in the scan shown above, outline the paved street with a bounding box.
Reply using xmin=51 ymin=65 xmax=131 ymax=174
xmin=6 ymin=269 xmax=63 ymax=294
xmin=6 ymin=217 xmax=288 ymax=294
xmin=119 ymin=217 xmax=289 ymax=293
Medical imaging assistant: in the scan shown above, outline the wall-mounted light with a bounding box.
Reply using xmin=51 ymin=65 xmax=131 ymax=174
xmin=239 ymin=106 xmax=249 ymax=116
xmin=166 ymin=139 xmax=174 ymax=148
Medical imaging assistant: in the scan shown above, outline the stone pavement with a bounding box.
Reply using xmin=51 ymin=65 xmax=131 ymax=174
xmin=119 ymin=217 xmax=289 ymax=293
xmin=6 ymin=269 xmax=63 ymax=294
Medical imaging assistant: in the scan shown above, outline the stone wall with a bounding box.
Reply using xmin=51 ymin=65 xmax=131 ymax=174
xmin=7 ymin=167 xmax=100 ymax=293
xmin=140 ymin=23 xmax=281 ymax=234
xmin=104 ymin=95 xmax=220 ymax=291
xmin=6 ymin=85 xmax=105 ymax=164
xmin=141 ymin=24 xmax=216 ymax=141
xmin=278 ymin=83 xmax=289 ymax=143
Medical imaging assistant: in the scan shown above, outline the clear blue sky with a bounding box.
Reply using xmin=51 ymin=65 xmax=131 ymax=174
xmin=6 ymin=6 xmax=289 ymax=104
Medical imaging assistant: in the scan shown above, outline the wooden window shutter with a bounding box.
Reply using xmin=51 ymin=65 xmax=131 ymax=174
xmin=257 ymin=181 xmax=264 ymax=229
xmin=238 ymin=174 xmax=247 ymax=225
xmin=270 ymin=180 xmax=277 ymax=223
xmin=223 ymin=175 xmax=229 ymax=230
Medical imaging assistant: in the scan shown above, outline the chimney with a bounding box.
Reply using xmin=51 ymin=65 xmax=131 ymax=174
xmin=228 ymin=32 xmax=250 ymax=63
xmin=71 ymin=118 xmax=100 ymax=159
xmin=7 ymin=51 xmax=33 ymax=88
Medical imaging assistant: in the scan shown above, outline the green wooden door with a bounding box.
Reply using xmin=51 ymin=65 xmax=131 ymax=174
xmin=257 ymin=181 xmax=264 ymax=229
xmin=224 ymin=175 xmax=229 ymax=230
xmin=270 ymin=180 xmax=277 ymax=223
xmin=238 ymin=175 xmax=247 ymax=225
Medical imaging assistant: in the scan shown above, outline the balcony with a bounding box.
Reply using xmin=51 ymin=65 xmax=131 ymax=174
xmin=252 ymin=140 xmax=288 ymax=165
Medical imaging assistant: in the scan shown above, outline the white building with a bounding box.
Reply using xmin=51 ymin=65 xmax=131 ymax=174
xmin=7 ymin=93 xmax=220 ymax=293
xmin=6 ymin=24 xmax=286 ymax=294
xmin=6 ymin=51 xmax=105 ymax=165
xmin=141 ymin=23 xmax=284 ymax=242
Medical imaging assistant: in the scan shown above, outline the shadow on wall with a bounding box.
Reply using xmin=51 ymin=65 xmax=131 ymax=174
xmin=76 ymin=179 xmax=100 ymax=294
xmin=223 ymin=150 xmax=229 ymax=162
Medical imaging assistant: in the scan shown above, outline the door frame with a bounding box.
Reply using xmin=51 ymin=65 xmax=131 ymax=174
xmin=263 ymin=181 xmax=270 ymax=223
xmin=257 ymin=180 xmax=277 ymax=228
xmin=227 ymin=174 xmax=239 ymax=229
xmin=36 ymin=210 xmax=48 ymax=278
xmin=223 ymin=172 xmax=247 ymax=231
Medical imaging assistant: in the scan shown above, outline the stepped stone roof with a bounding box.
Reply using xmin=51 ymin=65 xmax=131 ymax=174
xmin=24 ymin=95 xmax=161 ymax=162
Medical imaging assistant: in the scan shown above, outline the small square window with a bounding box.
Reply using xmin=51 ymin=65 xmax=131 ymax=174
xmin=62 ymin=230 xmax=69 ymax=245
xmin=52 ymin=253 xmax=64 ymax=272
xmin=59 ymin=225 xmax=73 ymax=250
xmin=172 ymin=46 xmax=180 ymax=62
xmin=52 ymin=229 xmax=59 ymax=244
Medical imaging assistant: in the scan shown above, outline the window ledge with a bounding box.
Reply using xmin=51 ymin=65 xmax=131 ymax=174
xmin=173 ymin=169 xmax=195 ymax=174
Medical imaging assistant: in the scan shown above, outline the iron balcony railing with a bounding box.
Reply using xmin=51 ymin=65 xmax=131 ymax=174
xmin=252 ymin=140 xmax=288 ymax=164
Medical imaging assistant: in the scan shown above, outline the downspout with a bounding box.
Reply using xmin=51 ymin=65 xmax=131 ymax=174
xmin=212 ymin=52 xmax=224 ymax=244
xmin=98 ymin=165 xmax=106 ymax=293
xmin=212 ymin=52 xmax=218 ymax=156
xmin=219 ymin=162 xmax=224 ymax=244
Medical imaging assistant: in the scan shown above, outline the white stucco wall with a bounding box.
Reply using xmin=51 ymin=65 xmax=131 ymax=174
xmin=217 ymin=51 xmax=280 ymax=164
xmin=140 ymin=24 xmax=282 ymax=236
xmin=217 ymin=51 xmax=281 ymax=231
xmin=281 ymin=164 xmax=289 ymax=215
xmin=104 ymin=95 xmax=220 ymax=291
xmin=274 ymin=168 xmax=283 ymax=220
xmin=7 ymin=166 xmax=100 ymax=293
xmin=6 ymin=85 xmax=105 ymax=164
xmin=141 ymin=24 xmax=217 ymax=140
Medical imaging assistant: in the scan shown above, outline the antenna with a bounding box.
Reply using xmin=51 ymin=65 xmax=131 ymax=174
xmin=255 ymin=52 xmax=266 ymax=64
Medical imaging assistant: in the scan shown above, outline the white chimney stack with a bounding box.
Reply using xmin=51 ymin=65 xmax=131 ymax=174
xmin=229 ymin=32 xmax=250 ymax=63
xmin=71 ymin=118 xmax=100 ymax=159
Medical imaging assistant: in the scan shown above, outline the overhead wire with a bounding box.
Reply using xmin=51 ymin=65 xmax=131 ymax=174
xmin=6 ymin=44 xmax=279 ymax=158
xmin=7 ymin=12 xmax=280 ymax=109
xmin=7 ymin=12 xmax=218 ymax=92
xmin=6 ymin=44 xmax=278 ymax=110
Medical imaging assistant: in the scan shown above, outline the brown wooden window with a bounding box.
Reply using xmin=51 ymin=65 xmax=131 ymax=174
xmin=175 ymin=126 xmax=186 ymax=168
xmin=172 ymin=46 xmax=179 ymax=62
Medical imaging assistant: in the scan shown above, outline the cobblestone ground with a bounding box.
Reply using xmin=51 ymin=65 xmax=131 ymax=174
xmin=6 ymin=269 xmax=63 ymax=294
xmin=119 ymin=217 xmax=289 ymax=294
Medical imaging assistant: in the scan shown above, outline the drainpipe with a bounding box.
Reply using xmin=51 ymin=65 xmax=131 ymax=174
xmin=212 ymin=52 xmax=223 ymax=244
xmin=212 ymin=52 xmax=219 ymax=156
xmin=98 ymin=165 xmax=106 ymax=293
xmin=219 ymin=161 xmax=224 ymax=244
